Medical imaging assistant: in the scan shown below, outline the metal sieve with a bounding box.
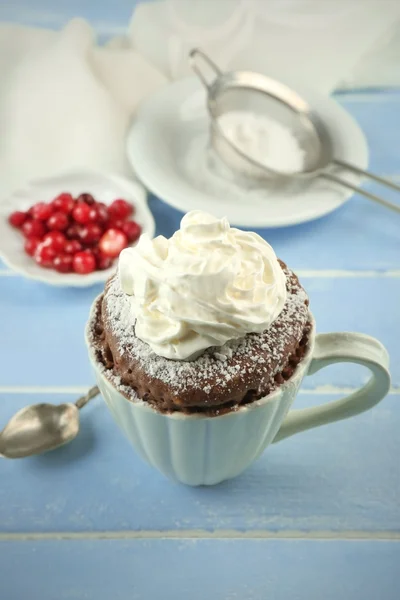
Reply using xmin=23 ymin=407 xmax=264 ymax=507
xmin=189 ymin=48 xmax=400 ymax=213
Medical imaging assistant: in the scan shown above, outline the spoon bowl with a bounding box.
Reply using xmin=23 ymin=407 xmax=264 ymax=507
xmin=0 ymin=386 xmax=99 ymax=458
xmin=0 ymin=403 xmax=79 ymax=458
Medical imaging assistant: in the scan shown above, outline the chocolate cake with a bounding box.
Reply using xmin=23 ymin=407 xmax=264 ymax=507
xmin=88 ymin=260 xmax=311 ymax=416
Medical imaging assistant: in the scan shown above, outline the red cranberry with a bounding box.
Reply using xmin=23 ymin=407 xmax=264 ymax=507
xmin=94 ymin=203 xmax=109 ymax=225
xmin=31 ymin=202 xmax=52 ymax=221
xmin=22 ymin=219 xmax=46 ymax=239
xmin=121 ymin=220 xmax=141 ymax=243
xmin=79 ymin=223 xmax=102 ymax=245
xmin=42 ymin=231 xmax=66 ymax=252
xmin=52 ymin=192 xmax=75 ymax=214
xmin=73 ymin=250 xmax=96 ymax=274
xmin=64 ymin=239 xmax=82 ymax=254
xmin=91 ymin=246 xmax=100 ymax=260
xmin=87 ymin=206 xmax=106 ymax=224
xmin=47 ymin=211 xmax=69 ymax=231
xmin=35 ymin=243 xmax=56 ymax=268
xmin=53 ymin=253 xmax=73 ymax=273
xmin=107 ymin=218 xmax=125 ymax=229
xmin=52 ymin=192 xmax=75 ymax=213
xmin=72 ymin=202 xmax=91 ymax=224
xmin=24 ymin=237 xmax=41 ymax=257
xmin=66 ymin=224 xmax=81 ymax=239
xmin=76 ymin=193 xmax=95 ymax=205
xmin=96 ymin=253 xmax=113 ymax=270
xmin=108 ymin=199 xmax=133 ymax=221
xmin=9 ymin=211 xmax=28 ymax=228
xmin=99 ymin=228 xmax=128 ymax=258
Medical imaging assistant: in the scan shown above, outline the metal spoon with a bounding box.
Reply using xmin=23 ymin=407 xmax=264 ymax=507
xmin=0 ymin=386 xmax=99 ymax=458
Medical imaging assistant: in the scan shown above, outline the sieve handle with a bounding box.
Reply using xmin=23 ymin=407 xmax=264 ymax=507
xmin=334 ymin=159 xmax=400 ymax=195
xmin=189 ymin=48 xmax=222 ymax=90
xmin=320 ymin=171 xmax=400 ymax=213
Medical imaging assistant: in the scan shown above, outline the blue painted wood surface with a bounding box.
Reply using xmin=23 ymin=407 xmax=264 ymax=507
xmin=1 ymin=392 xmax=399 ymax=533
xmin=0 ymin=3 xmax=399 ymax=595
xmin=1 ymin=539 xmax=399 ymax=600
xmin=0 ymin=0 xmax=138 ymax=32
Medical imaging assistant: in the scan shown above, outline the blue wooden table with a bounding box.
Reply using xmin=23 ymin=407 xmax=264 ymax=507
xmin=1 ymin=4 xmax=400 ymax=599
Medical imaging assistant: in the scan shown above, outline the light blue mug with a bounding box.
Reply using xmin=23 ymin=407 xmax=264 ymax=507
xmin=86 ymin=305 xmax=390 ymax=486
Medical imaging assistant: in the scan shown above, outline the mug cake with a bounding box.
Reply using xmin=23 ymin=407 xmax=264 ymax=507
xmin=88 ymin=210 xmax=311 ymax=415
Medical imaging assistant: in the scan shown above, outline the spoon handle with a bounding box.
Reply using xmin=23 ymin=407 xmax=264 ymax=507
xmin=75 ymin=386 xmax=100 ymax=410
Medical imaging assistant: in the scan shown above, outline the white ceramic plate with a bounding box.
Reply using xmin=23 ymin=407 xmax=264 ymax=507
xmin=127 ymin=77 xmax=368 ymax=228
xmin=0 ymin=171 xmax=155 ymax=287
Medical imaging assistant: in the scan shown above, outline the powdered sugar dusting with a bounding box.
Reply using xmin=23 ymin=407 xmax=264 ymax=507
xmin=99 ymin=264 xmax=309 ymax=397
xmin=218 ymin=111 xmax=305 ymax=174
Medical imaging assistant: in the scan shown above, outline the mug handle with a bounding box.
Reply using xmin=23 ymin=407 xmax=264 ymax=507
xmin=273 ymin=332 xmax=391 ymax=443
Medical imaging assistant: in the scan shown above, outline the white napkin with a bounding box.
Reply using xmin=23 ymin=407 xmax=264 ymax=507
xmin=0 ymin=18 xmax=166 ymax=199
xmin=0 ymin=22 xmax=57 ymax=83
xmin=0 ymin=0 xmax=399 ymax=201
xmin=129 ymin=0 xmax=400 ymax=91
xmin=92 ymin=43 xmax=167 ymax=114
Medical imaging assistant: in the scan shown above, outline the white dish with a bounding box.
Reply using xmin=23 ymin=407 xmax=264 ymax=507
xmin=127 ymin=77 xmax=368 ymax=228
xmin=0 ymin=171 xmax=155 ymax=287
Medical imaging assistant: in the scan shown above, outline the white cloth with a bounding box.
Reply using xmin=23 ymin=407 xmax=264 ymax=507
xmin=129 ymin=0 xmax=400 ymax=90
xmin=0 ymin=18 xmax=166 ymax=198
xmin=0 ymin=0 xmax=399 ymax=200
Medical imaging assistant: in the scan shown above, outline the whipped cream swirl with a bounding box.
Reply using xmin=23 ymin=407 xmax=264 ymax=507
xmin=119 ymin=211 xmax=287 ymax=360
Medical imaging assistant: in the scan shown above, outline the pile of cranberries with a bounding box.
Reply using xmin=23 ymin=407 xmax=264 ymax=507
xmin=8 ymin=192 xmax=141 ymax=274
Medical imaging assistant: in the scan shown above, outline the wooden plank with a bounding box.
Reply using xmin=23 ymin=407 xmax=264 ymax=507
xmin=0 ymin=538 xmax=398 ymax=600
xmin=1 ymin=392 xmax=398 ymax=534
